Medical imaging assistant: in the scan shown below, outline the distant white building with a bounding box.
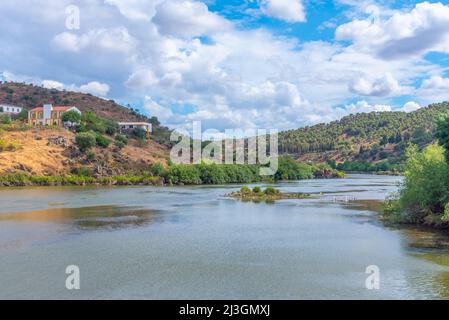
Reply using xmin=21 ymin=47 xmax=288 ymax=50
xmin=0 ymin=104 xmax=22 ymax=114
xmin=118 ymin=122 xmax=152 ymax=139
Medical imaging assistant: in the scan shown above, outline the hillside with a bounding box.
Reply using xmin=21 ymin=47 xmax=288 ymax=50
xmin=279 ymin=102 xmax=449 ymax=166
xmin=0 ymin=128 xmax=168 ymax=178
xmin=0 ymin=82 xmax=173 ymax=146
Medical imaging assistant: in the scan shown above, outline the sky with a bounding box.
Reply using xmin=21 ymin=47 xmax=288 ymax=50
xmin=1 ymin=0 xmax=449 ymax=131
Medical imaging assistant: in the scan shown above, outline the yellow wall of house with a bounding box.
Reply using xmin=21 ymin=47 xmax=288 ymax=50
xmin=28 ymin=111 xmax=63 ymax=127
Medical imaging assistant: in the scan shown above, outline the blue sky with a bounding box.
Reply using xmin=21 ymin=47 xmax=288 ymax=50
xmin=1 ymin=0 xmax=449 ymax=130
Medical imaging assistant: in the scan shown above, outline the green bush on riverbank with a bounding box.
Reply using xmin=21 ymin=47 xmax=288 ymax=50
xmin=0 ymin=156 xmax=343 ymax=187
xmin=0 ymin=173 xmax=162 ymax=187
xmin=383 ymin=144 xmax=449 ymax=226
xmin=383 ymin=114 xmax=449 ymax=227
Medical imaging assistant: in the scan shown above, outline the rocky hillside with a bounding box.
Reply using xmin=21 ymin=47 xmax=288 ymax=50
xmin=0 ymin=128 xmax=168 ymax=177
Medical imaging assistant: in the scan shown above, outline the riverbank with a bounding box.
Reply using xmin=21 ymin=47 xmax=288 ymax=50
xmin=0 ymin=156 xmax=344 ymax=187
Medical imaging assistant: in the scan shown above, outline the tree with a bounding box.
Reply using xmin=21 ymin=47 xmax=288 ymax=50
xmin=75 ymin=132 xmax=96 ymax=152
xmin=132 ymin=127 xmax=146 ymax=140
xmin=95 ymin=134 xmax=111 ymax=148
xmin=0 ymin=114 xmax=11 ymax=124
xmin=61 ymin=110 xmax=81 ymax=126
xmin=17 ymin=109 xmax=28 ymax=121
xmin=436 ymin=115 xmax=449 ymax=162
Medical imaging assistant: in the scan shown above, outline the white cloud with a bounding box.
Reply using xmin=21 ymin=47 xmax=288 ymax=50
xmin=143 ymin=95 xmax=174 ymax=122
xmin=336 ymin=2 xmax=449 ymax=59
xmin=126 ymin=69 xmax=160 ymax=89
xmin=421 ymin=75 xmax=449 ymax=90
xmin=41 ymin=80 xmax=64 ymax=90
xmin=153 ymin=0 xmax=231 ymax=38
xmin=52 ymin=27 xmax=136 ymax=53
xmin=105 ymin=0 xmax=161 ymax=20
xmin=349 ymin=73 xmax=408 ymax=97
xmin=402 ymin=101 xmax=421 ymax=112
xmin=79 ymin=81 xmax=110 ymax=96
xmin=260 ymin=0 xmax=306 ymax=23
xmin=2 ymin=0 xmax=449 ymax=131
xmin=343 ymin=100 xmax=392 ymax=113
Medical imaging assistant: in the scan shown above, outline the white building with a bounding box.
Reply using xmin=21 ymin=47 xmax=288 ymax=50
xmin=118 ymin=122 xmax=152 ymax=139
xmin=0 ymin=104 xmax=23 ymax=114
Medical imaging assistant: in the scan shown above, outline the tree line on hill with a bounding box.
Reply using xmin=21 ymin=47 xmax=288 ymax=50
xmin=278 ymin=102 xmax=448 ymax=164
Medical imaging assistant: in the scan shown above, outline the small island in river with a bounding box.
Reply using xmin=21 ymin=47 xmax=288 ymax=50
xmin=227 ymin=186 xmax=311 ymax=202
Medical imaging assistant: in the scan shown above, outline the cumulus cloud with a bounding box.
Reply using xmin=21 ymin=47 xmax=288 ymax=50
xmin=260 ymin=0 xmax=306 ymax=23
xmin=402 ymin=101 xmax=421 ymax=112
xmin=142 ymin=96 xmax=174 ymax=122
xmin=52 ymin=27 xmax=136 ymax=53
xmin=343 ymin=100 xmax=392 ymax=113
xmin=42 ymin=80 xmax=64 ymax=90
xmin=126 ymin=69 xmax=160 ymax=89
xmin=105 ymin=0 xmax=161 ymax=20
xmin=336 ymin=2 xmax=449 ymax=59
xmin=349 ymin=73 xmax=408 ymax=97
xmin=421 ymin=75 xmax=449 ymax=90
xmin=153 ymin=0 xmax=231 ymax=38
xmin=1 ymin=0 xmax=448 ymax=131
xmin=79 ymin=81 xmax=110 ymax=96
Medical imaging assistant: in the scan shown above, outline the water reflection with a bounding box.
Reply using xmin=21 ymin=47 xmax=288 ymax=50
xmin=0 ymin=205 xmax=159 ymax=230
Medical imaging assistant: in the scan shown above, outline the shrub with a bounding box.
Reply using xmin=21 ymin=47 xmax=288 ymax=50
xmin=17 ymin=109 xmax=28 ymax=121
xmin=150 ymin=163 xmax=166 ymax=177
xmin=75 ymin=123 xmax=87 ymax=133
xmin=86 ymin=151 xmax=96 ymax=161
xmin=71 ymin=166 xmax=93 ymax=177
xmin=252 ymin=186 xmax=262 ymax=193
xmin=75 ymin=132 xmax=96 ymax=152
xmin=240 ymin=186 xmax=251 ymax=194
xmin=0 ymin=139 xmax=19 ymax=152
xmin=95 ymin=134 xmax=111 ymax=148
xmin=115 ymin=134 xmax=128 ymax=145
xmin=104 ymin=119 xmax=119 ymax=136
xmin=132 ymin=127 xmax=146 ymax=140
xmin=114 ymin=141 xmax=125 ymax=149
xmin=0 ymin=114 xmax=11 ymax=125
xmin=264 ymin=187 xmax=280 ymax=195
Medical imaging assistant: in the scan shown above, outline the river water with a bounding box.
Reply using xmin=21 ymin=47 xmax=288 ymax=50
xmin=1 ymin=174 xmax=449 ymax=299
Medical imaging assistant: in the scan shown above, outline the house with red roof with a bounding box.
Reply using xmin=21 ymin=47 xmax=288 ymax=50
xmin=28 ymin=104 xmax=81 ymax=127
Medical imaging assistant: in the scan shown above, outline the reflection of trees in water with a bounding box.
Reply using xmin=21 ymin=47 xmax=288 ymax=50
xmin=0 ymin=206 xmax=160 ymax=231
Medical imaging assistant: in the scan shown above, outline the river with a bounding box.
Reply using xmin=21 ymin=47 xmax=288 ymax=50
xmin=1 ymin=174 xmax=449 ymax=299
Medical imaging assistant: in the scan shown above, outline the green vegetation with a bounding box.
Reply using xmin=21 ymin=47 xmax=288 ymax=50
xmin=158 ymin=156 xmax=341 ymax=185
xmin=274 ymin=156 xmax=314 ymax=180
xmin=17 ymin=109 xmax=28 ymax=121
xmin=252 ymin=186 xmax=262 ymax=194
xmin=95 ymin=133 xmax=111 ymax=148
xmin=0 ymin=139 xmax=20 ymax=152
xmin=228 ymin=186 xmax=309 ymax=202
xmin=0 ymin=172 xmax=163 ymax=187
xmin=336 ymin=160 xmax=404 ymax=173
xmin=279 ymin=102 xmax=449 ymax=164
xmin=383 ymin=113 xmax=449 ymax=227
xmin=0 ymin=114 xmax=11 ymax=125
xmin=61 ymin=110 xmax=81 ymax=124
xmin=75 ymin=132 xmax=96 ymax=152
